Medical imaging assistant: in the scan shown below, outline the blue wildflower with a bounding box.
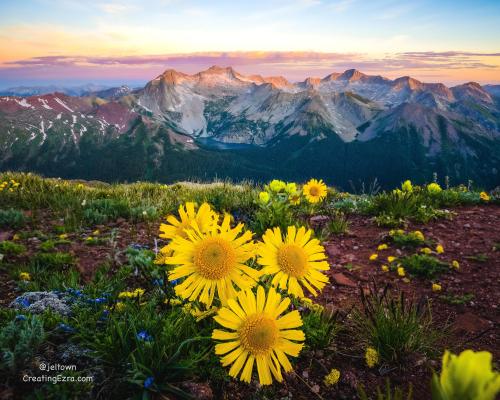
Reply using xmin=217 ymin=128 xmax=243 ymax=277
xmin=170 ymin=279 xmax=179 ymax=286
xmin=57 ymin=323 xmax=76 ymax=333
xmin=15 ymin=314 xmax=27 ymax=321
xmin=16 ymin=298 xmax=30 ymax=308
xmin=144 ymin=376 xmax=154 ymax=389
xmin=136 ymin=330 xmax=153 ymax=342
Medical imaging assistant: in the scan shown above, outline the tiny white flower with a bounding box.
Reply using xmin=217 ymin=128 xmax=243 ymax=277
xmin=81 ymin=199 xmax=86 ymax=206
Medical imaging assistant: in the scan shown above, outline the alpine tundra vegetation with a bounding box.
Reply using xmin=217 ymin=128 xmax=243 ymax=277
xmin=0 ymin=172 xmax=499 ymax=399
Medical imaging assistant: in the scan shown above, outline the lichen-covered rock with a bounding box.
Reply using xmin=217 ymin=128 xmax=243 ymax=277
xmin=11 ymin=291 xmax=71 ymax=315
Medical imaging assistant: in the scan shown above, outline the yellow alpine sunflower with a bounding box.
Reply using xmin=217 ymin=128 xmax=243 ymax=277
xmin=302 ymin=179 xmax=327 ymax=203
xmin=257 ymin=226 xmax=330 ymax=298
xmin=166 ymin=215 xmax=259 ymax=306
xmin=159 ymin=202 xmax=217 ymax=241
xmin=212 ymin=286 xmax=304 ymax=385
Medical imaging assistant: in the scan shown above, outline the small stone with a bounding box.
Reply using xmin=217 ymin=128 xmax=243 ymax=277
xmin=332 ymin=273 xmax=356 ymax=287
xmin=311 ymin=384 xmax=320 ymax=393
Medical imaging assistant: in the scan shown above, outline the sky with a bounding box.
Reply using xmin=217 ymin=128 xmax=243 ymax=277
xmin=0 ymin=0 xmax=499 ymax=88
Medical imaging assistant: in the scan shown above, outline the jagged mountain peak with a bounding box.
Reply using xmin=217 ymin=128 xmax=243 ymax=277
xmin=338 ymin=69 xmax=366 ymax=81
xmin=392 ymin=76 xmax=423 ymax=90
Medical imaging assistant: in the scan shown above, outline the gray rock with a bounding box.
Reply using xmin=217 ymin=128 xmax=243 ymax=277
xmin=11 ymin=291 xmax=71 ymax=315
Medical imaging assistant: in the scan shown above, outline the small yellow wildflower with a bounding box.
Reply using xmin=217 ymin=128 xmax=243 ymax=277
xmin=452 ymin=260 xmax=460 ymax=270
xmin=12 ymin=234 xmax=20 ymax=241
xmin=402 ymin=180 xmax=413 ymax=192
xmin=59 ymin=233 xmax=68 ymax=240
xmin=258 ymin=191 xmax=270 ymax=203
xmin=413 ymin=230 xmax=425 ymax=241
xmin=432 ymin=283 xmax=442 ymax=292
xmin=436 ymin=244 xmax=444 ymax=254
xmin=381 ymin=265 xmax=389 ymax=272
xmin=369 ymin=253 xmax=378 ymax=261
xmin=387 ymin=256 xmax=396 ymax=263
xmin=427 ymin=182 xmax=442 ymax=193
xmin=324 ymin=369 xmax=341 ymax=386
xmin=19 ymin=272 xmax=31 ymax=281
xmin=114 ymin=302 xmax=126 ymax=312
xmin=479 ymin=191 xmax=490 ymax=202
xmin=85 ymin=236 xmax=94 ymax=241
xmin=77 ymin=183 xmax=84 ymax=189
xmin=377 ymin=244 xmax=389 ymax=251
xmin=92 ymin=229 xmax=100 ymax=235
xmin=420 ymin=247 xmax=432 ymax=254
xmin=397 ymin=267 xmax=405 ymax=277
xmin=365 ymin=347 xmax=379 ymax=368
xmin=285 ymin=182 xmax=297 ymax=194
xmin=269 ymin=179 xmax=286 ymax=192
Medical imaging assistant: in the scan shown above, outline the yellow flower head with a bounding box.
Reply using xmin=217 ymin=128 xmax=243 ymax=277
xmin=58 ymin=233 xmax=68 ymax=240
xmin=377 ymin=244 xmax=389 ymax=251
xmin=420 ymin=247 xmax=432 ymax=254
xmin=92 ymin=229 xmax=100 ymax=236
xmin=427 ymin=182 xmax=442 ymax=194
xmin=303 ymin=179 xmax=327 ymax=203
xmin=285 ymin=182 xmax=297 ymax=194
xmin=451 ymin=260 xmax=460 ymax=270
xmin=257 ymin=226 xmax=329 ymax=298
xmin=159 ymin=202 xmax=217 ymax=241
xmin=369 ymin=253 xmax=378 ymax=261
xmin=289 ymin=192 xmax=301 ymax=206
xmin=166 ymin=215 xmax=259 ymax=307
xmin=212 ymin=286 xmax=304 ymax=385
xmin=397 ymin=267 xmax=405 ymax=277
xmin=269 ymin=179 xmax=287 ymax=193
xmin=432 ymin=350 xmax=500 ymax=400
xmin=12 ymin=234 xmax=20 ymax=241
xmin=401 ymin=180 xmax=413 ymax=192
xmin=381 ymin=265 xmax=389 ymax=272
xmin=432 ymin=283 xmax=442 ymax=292
xmin=436 ymin=244 xmax=444 ymax=254
xmin=259 ymin=191 xmax=270 ymax=204
xmin=19 ymin=272 xmax=31 ymax=281
xmin=387 ymin=256 xmax=396 ymax=263
xmin=114 ymin=302 xmax=126 ymax=312
xmin=365 ymin=347 xmax=379 ymax=368
xmin=413 ymin=230 xmax=425 ymax=241
xmin=480 ymin=192 xmax=490 ymax=202
xmin=324 ymin=369 xmax=341 ymax=386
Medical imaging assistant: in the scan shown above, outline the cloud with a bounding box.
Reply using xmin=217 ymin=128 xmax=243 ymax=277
xmin=1 ymin=51 xmax=499 ymax=86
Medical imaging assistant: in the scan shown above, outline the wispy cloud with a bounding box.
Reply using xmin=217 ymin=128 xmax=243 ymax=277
xmin=1 ymin=49 xmax=500 ymax=88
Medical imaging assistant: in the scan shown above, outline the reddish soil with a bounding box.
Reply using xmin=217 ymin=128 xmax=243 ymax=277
xmin=1 ymin=205 xmax=499 ymax=399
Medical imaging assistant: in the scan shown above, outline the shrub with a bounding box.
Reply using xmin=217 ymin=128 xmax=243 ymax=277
xmin=389 ymin=230 xmax=426 ymax=248
xmin=302 ymin=306 xmax=339 ymax=350
xmin=0 ymin=241 xmax=26 ymax=256
xmin=352 ymin=284 xmax=439 ymax=364
xmin=399 ymin=254 xmax=449 ymax=279
xmin=83 ymin=198 xmax=131 ymax=224
xmin=0 ymin=315 xmax=46 ymax=373
xmin=358 ymin=379 xmax=413 ymax=400
xmin=0 ymin=208 xmax=26 ymax=228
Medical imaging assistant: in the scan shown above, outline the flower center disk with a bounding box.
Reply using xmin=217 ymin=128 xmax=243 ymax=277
xmin=278 ymin=244 xmax=307 ymax=277
xmin=309 ymin=186 xmax=319 ymax=196
xmin=193 ymin=237 xmax=236 ymax=280
xmin=239 ymin=314 xmax=279 ymax=355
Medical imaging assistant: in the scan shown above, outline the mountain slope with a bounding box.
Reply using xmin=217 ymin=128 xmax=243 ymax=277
xmin=1 ymin=66 xmax=499 ymax=188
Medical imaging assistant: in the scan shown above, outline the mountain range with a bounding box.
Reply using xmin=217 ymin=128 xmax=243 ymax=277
xmin=1 ymin=66 xmax=499 ymax=188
